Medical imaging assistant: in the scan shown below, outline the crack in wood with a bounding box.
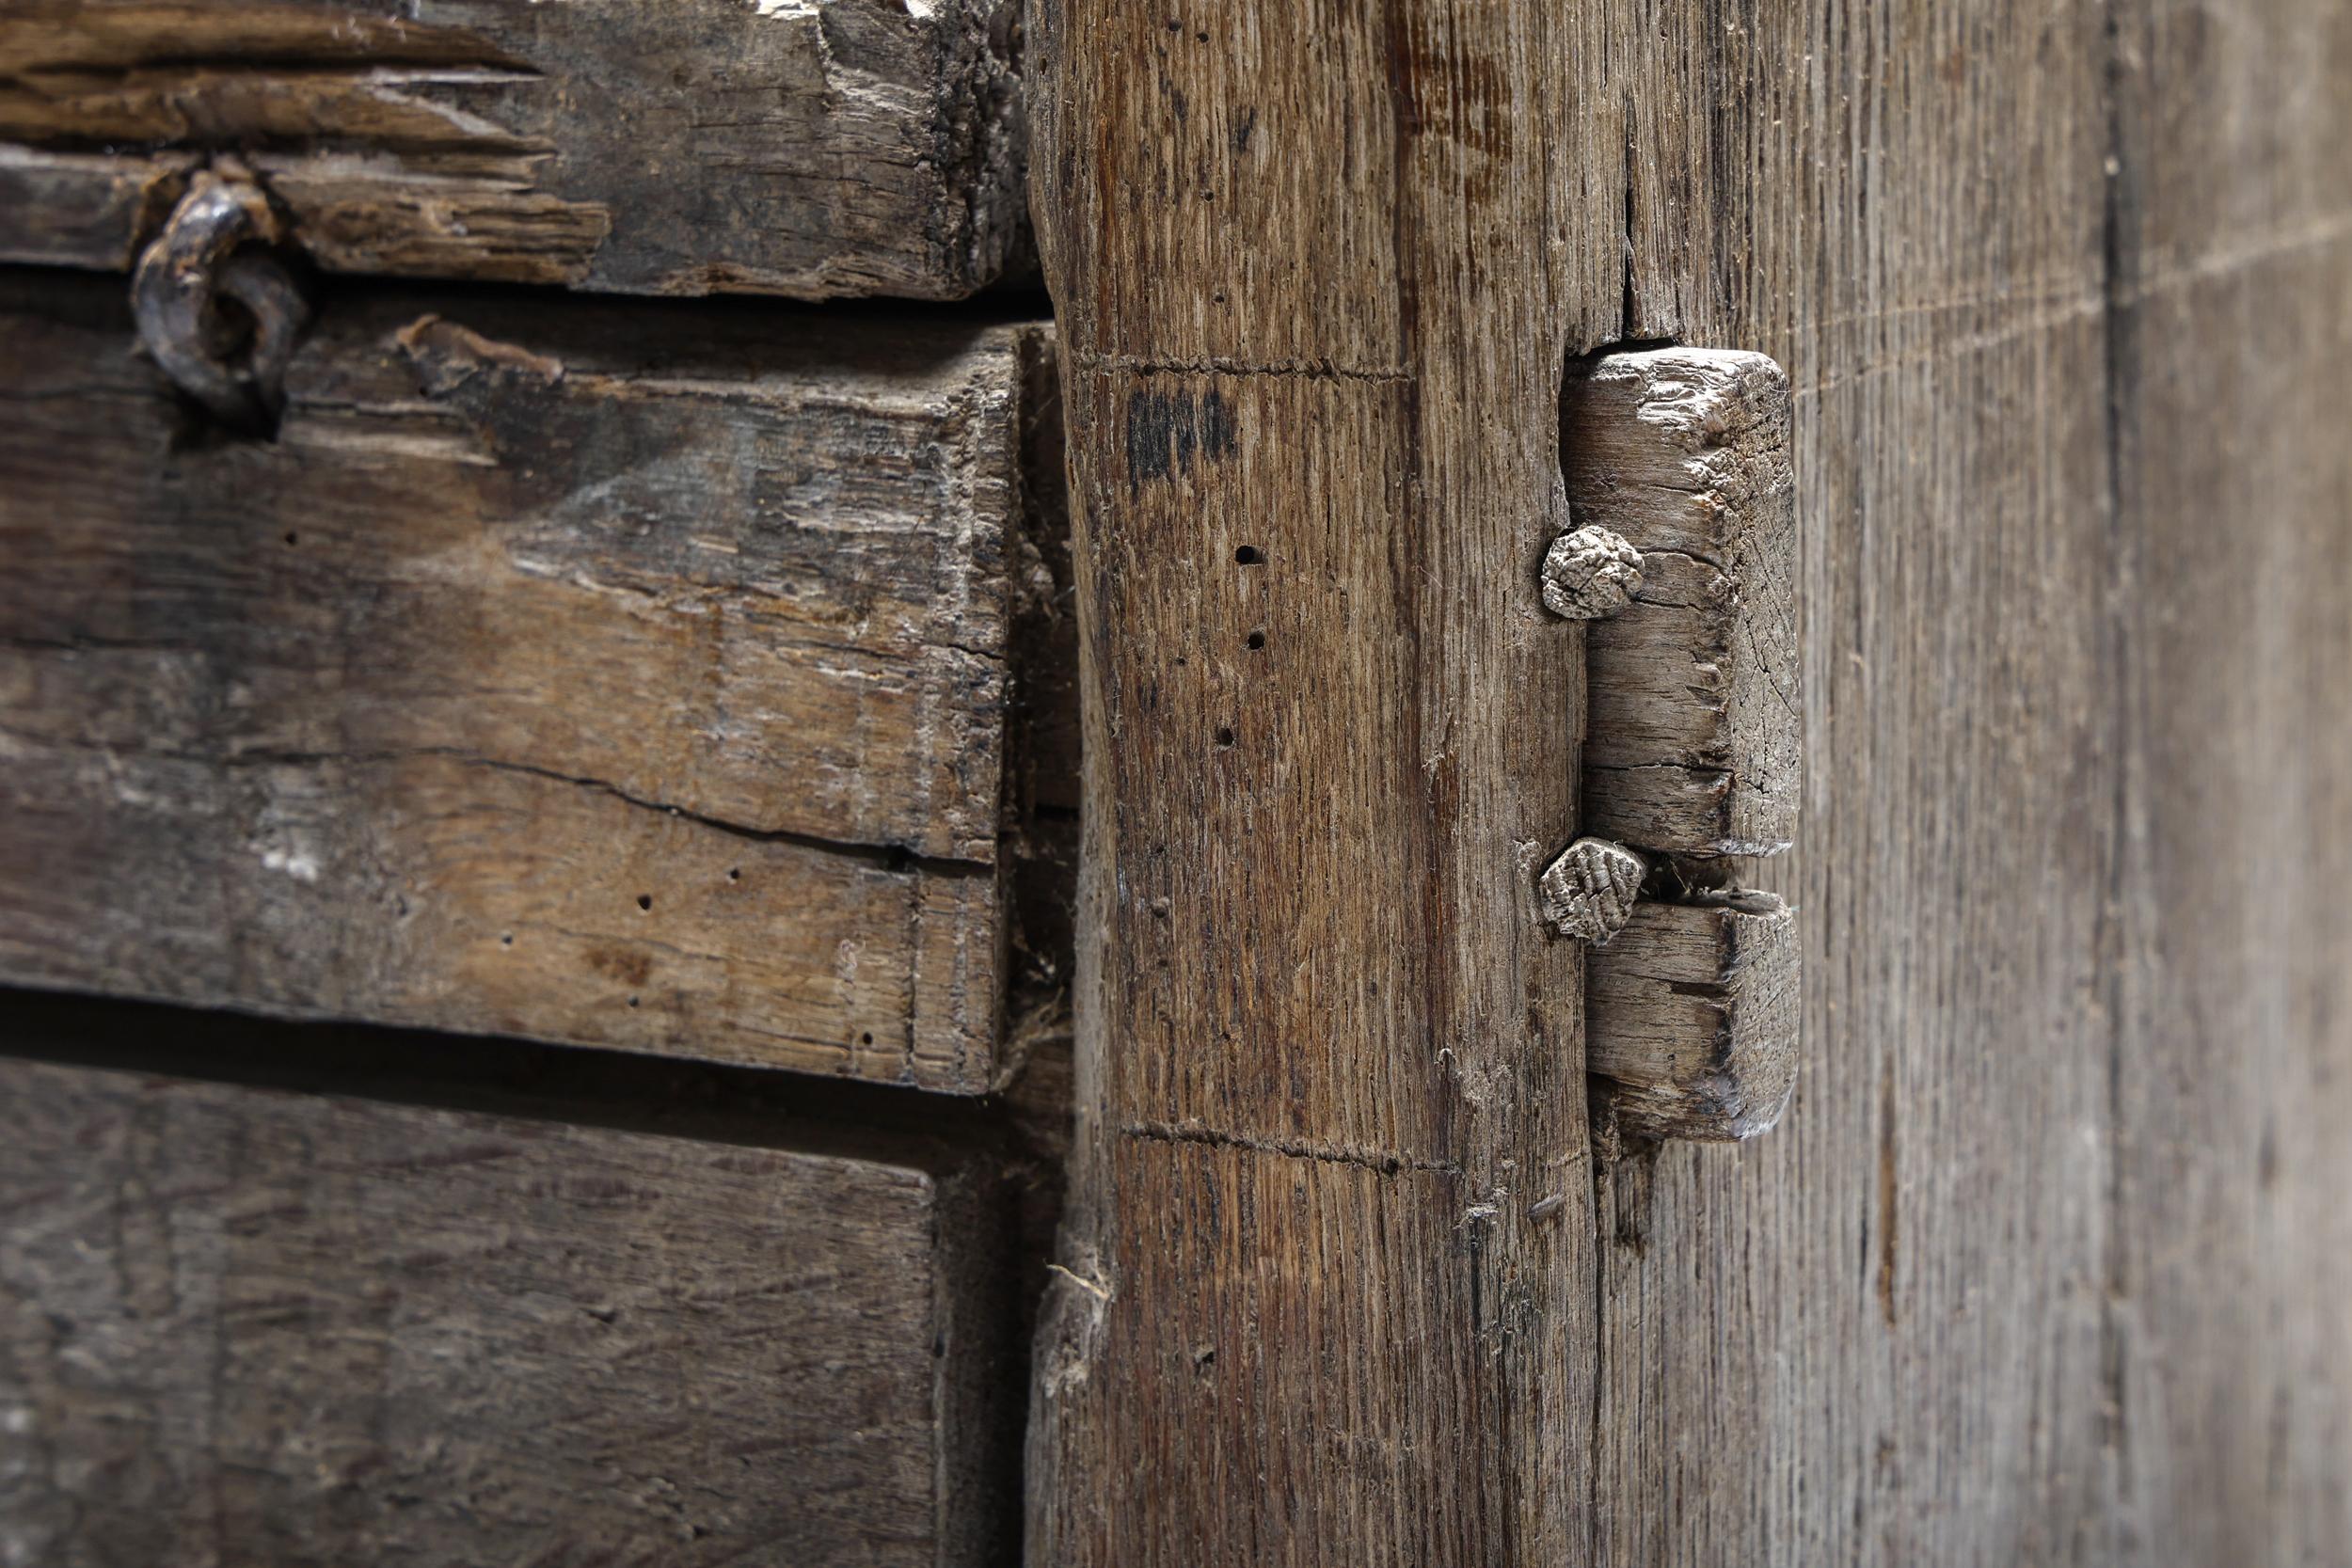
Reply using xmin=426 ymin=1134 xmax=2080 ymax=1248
xmin=1117 ymin=1119 xmax=1460 ymax=1179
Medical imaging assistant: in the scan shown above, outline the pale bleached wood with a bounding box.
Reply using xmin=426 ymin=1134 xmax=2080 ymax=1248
xmin=1022 ymin=0 xmax=1629 ymax=1559
xmin=1595 ymin=11 xmax=2122 ymax=1560
xmin=0 ymin=1052 xmax=1013 ymax=1565
xmin=1592 ymin=3 xmax=2352 ymax=1564
xmin=0 ymin=0 xmax=1025 ymax=300
xmin=1565 ymin=347 xmax=1798 ymax=859
xmin=1587 ymin=893 xmax=1797 ymax=1142
xmin=0 ymin=273 xmax=1066 ymax=1091
xmin=2102 ymin=2 xmax=2352 ymax=1558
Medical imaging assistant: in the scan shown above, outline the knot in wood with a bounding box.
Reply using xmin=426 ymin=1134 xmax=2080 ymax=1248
xmin=1538 ymin=837 xmax=1645 ymax=944
xmin=1540 ymin=525 xmax=1645 ymax=619
xmin=131 ymin=166 xmax=310 ymax=436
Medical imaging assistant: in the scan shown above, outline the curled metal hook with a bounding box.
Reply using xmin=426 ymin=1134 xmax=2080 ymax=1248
xmin=131 ymin=166 xmax=310 ymax=434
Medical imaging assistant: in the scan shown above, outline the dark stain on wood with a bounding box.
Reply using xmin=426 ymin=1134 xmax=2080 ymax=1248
xmin=1121 ymin=386 xmax=1235 ymax=492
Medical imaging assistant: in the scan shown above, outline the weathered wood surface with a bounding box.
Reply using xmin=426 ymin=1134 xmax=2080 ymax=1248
xmin=0 ymin=0 xmax=1025 ymax=300
xmin=2104 ymin=5 xmax=2352 ymax=1559
xmin=1022 ymin=0 xmax=1633 ymax=1558
xmin=0 ymin=1052 xmax=1014 ymax=1566
xmin=0 ymin=274 xmax=1068 ymax=1091
xmin=1588 ymin=2 xmax=2352 ymax=1563
xmin=1565 ymin=348 xmax=1799 ymax=859
xmin=1587 ymin=893 xmax=1797 ymax=1143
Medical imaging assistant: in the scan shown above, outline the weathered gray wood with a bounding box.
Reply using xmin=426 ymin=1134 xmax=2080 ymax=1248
xmin=1587 ymin=893 xmax=1798 ymax=1142
xmin=0 ymin=1053 xmax=1013 ymax=1565
xmin=1022 ymin=0 xmax=1629 ymax=1558
xmin=1590 ymin=3 xmax=2352 ymax=1563
xmin=1565 ymin=347 xmax=1799 ymax=859
xmin=1592 ymin=12 xmax=2123 ymax=1560
xmin=2104 ymin=3 xmax=2352 ymax=1559
xmin=0 ymin=0 xmax=1025 ymax=300
xmin=0 ymin=274 xmax=1066 ymax=1091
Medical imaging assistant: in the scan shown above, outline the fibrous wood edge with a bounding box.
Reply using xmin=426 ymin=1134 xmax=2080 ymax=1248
xmin=1565 ymin=347 xmax=1799 ymax=858
xmin=0 ymin=1052 xmax=1015 ymax=1565
xmin=0 ymin=0 xmax=1025 ymax=300
xmin=1587 ymin=893 xmax=1798 ymax=1141
xmin=0 ymin=273 xmax=1070 ymax=1091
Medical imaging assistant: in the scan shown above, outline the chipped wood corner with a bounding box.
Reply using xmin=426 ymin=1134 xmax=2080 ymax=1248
xmin=1588 ymin=891 xmax=1799 ymax=1143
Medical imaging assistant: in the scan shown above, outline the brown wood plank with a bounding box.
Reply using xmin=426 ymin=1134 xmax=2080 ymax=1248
xmin=0 ymin=274 xmax=1062 ymax=1091
xmin=0 ymin=1052 xmax=1013 ymax=1565
xmin=0 ymin=0 xmax=1025 ymax=300
xmin=1022 ymin=0 xmax=1627 ymax=1559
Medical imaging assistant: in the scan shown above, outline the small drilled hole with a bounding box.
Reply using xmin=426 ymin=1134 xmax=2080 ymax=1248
xmin=500 ymin=932 xmax=514 ymax=947
xmin=635 ymin=894 xmax=652 ymax=911
xmin=861 ymin=1031 xmax=875 ymax=1046
xmin=1216 ymin=726 xmax=1236 ymax=748
xmin=1246 ymin=629 xmax=1266 ymax=650
xmin=1234 ymin=545 xmax=1263 ymax=565
xmin=727 ymin=867 xmax=741 ymax=881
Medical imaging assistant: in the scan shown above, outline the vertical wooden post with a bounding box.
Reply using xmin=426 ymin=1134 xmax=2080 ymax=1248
xmin=1024 ymin=1 xmax=1630 ymax=1559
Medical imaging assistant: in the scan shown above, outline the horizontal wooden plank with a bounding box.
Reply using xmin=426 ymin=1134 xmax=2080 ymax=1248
xmin=1586 ymin=892 xmax=1799 ymax=1141
xmin=0 ymin=274 xmax=1063 ymax=1090
xmin=1565 ymin=348 xmax=1800 ymax=858
xmin=0 ymin=0 xmax=1025 ymax=300
xmin=0 ymin=1053 xmax=1011 ymax=1565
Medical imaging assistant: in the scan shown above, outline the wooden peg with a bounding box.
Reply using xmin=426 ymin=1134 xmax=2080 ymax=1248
xmin=1538 ymin=837 xmax=1646 ymax=944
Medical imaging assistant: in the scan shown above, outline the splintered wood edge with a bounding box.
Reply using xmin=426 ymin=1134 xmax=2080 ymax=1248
xmin=1586 ymin=893 xmax=1799 ymax=1141
xmin=1566 ymin=347 xmax=1799 ymax=859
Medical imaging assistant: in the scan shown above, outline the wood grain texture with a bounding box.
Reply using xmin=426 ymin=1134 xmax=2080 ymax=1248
xmin=1021 ymin=0 xmax=1628 ymax=1560
xmin=1587 ymin=893 xmax=1797 ymax=1142
xmin=1565 ymin=348 xmax=1799 ymax=859
xmin=0 ymin=274 xmax=1067 ymax=1091
xmin=0 ymin=1053 xmax=1015 ymax=1566
xmin=0 ymin=0 xmax=1025 ymax=300
xmin=2105 ymin=1 xmax=2352 ymax=1558
xmin=1590 ymin=1 xmax=2352 ymax=1562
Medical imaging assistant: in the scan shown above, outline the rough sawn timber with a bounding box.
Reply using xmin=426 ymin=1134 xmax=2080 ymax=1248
xmin=0 ymin=0 xmax=1025 ymax=300
xmin=0 ymin=273 xmax=1064 ymax=1092
xmin=0 ymin=1053 xmax=1013 ymax=1566
xmin=1021 ymin=0 xmax=1632 ymax=1560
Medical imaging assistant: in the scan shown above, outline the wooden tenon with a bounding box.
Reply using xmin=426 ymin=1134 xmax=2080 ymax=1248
xmin=1562 ymin=346 xmax=1802 ymax=1144
xmin=0 ymin=1050 xmax=1013 ymax=1566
